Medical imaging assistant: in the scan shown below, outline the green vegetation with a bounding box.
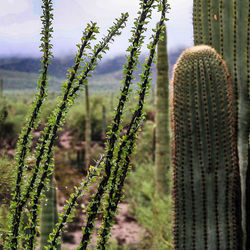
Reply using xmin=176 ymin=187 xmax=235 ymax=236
xmin=127 ymin=162 xmax=172 ymax=249
xmin=2 ymin=0 xmax=170 ymax=249
xmin=0 ymin=155 xmax=15 ymax=247
xmin=172 ymin=45 xmax=241 ymax=249
xmin=3 ymin=0 xmax=247 ymax=249
xmin=0 ymin=69 xmax=63 ymax=90
xmin=127 ymin=120 xmax=172 ymax=249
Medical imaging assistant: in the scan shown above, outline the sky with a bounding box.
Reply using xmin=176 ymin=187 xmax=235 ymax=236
xmin=0 ymin=0 xmax=193 ymax=58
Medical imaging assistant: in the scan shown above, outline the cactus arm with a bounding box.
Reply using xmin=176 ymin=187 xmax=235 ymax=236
xmin=172 ymin=46 xmax=241 ymax=250
xmin=209 ymin=0 xmax=220 ymax=52
xmin=221 ymin=0 xmax=235 ymax=68
xmin=193 ymin=0 xmax=203 ymax=44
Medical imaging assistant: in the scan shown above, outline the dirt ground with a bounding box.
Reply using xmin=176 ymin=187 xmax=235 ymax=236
xmin=56 ymin=131 xmax=144 ymax=249
xmin=58 ymin=202 xmax=144 ymax=249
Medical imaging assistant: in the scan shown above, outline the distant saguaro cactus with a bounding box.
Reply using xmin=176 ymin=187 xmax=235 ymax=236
xmin=155 ymin=23 xmax=171 ymax=195
xmin=84 ymin=83 xmax=91 ymax=171
xmin=102 ymin=104 xmax=106 ymax=141
xmin=172 ymin=45 xmax=241 ymax=249
xmin=40 ymin=174 xmax=60 ymax=249
xmin=0 ymin=79 xmax=3 ymax=98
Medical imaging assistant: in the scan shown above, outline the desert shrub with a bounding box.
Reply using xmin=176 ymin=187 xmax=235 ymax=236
xmin=132 ymin=120 xmax=155 ymax=164
xmin=126 ymin=161 xmax=172 ymax=249
xmin=66 ymin=96 xmax=113 ymax=141
xmin=0 ymin=101 xmax=27 ymax=145
xmin=125 ymin=119 xmax=172 ymax=249
xmin=0 ymin=155 xmax=15 ymax=246
xmin=0 ymin=155 xmax=15 ymax=205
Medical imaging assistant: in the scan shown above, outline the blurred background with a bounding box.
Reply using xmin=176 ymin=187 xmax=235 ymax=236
xmin=0 ymin=1 xmax=193 ymax=249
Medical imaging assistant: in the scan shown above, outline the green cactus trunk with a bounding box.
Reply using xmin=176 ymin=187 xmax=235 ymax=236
xmin=155 ymin=24 xmax=171 ymax=195
xmin=152 ymin=123 xmax=156 ymax=164
xmin=102 ymin=104 xmax=106 ymax=141
xmin=172 ymin=45 xmax=241 ymax=250
xmin=40 ymin=174 xmax=60 ymax=249
xmin=84 ymin=83 xmax=91 ymax=171
xmin=193 ymin=2 xmax=250 ymax=247
xmin=0 ymin=79 xmax=3 ymax=98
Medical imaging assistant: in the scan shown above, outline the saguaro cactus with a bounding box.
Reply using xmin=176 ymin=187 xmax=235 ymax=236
xmin=155 ymin=23 xmax=171 ymax=195
xmin=40 ymin=174 xmax=60 ymax=249
xmin=193 ymin=2 xmax=249 ymax=246
xmin=102 ymin=104 xmax=106 ymax=141
xmin=172 ymin=45 xmax=241 ymax=249
xmin=0 ymin=79 xmax=3 ymax=98
xmin=84 ymin=82 xmax=91 ymax=171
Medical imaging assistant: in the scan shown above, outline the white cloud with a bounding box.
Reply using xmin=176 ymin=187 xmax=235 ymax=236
xmin=0 ymin=19 xmax=40 ymax=38
xmin=0 ymin=0 xmax=194 ymax=57
xmin=0 ymin=0 xmax=30 ymax=17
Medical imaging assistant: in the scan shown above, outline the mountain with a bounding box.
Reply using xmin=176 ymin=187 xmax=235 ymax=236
xmin=0 ymin=48 xmax=185 ymax=90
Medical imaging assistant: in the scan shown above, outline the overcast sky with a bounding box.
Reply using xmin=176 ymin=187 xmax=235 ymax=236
xmin=0 ymin=0 xmax=193 ymax=58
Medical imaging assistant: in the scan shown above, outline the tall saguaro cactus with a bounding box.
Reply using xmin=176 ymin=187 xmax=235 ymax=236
xmin=155 ymin=23 xmax=171 ymax=195
xmin=102 ymin=104 xmax=106 ymax=141
xmin=0 ymin=79 xmax=3 ymax=98
xmin=172 ymin=45 xmax=241 ymax=249
xmin=193 ymin=2 xmax=250 ymax=247
xmin=84 ymin=82 xmax=91 ymax=171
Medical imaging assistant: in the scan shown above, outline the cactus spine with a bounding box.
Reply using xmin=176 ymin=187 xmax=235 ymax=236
xmin=193 ymin=2 xmax=250 ymax=247
xmin=155 ymin=23 xmax=171 ymax=195
xmin=40 ymin=174 xmax=60 ymax=249
xmin=172 ymin=45 xmax=241 ymax=249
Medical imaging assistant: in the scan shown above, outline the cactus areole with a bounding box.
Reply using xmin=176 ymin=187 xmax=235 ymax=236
xmin=172 ymin=45 xmax=241 ymax=250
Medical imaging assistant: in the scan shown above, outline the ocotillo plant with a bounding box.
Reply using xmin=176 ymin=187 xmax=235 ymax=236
xmin=7 ymin=2 xmax=128 ymax=249
xmin=8 ymin=0 xmax=55 ymax=247
xmin=40 ymin=174 xmax=60 ymax=249
xmin=79 ymin=1 xmax=169 ymax=248
xmin=6 ymin=0 xmax=169 ymax=249
xmin=172 ymin=45 xmax=241 ymax=249
xmin=23 ymin=16 xmax=128 ymax=249
xmin=193 ymin=2 xmax=249 ymax=247
xmin=95 ymin=7 xmax=169 ymax=247
xmin=155 ymin=23 xmax=171 ymax=195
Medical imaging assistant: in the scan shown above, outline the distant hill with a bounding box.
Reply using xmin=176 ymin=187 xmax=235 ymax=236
xmin=0 ymin=48 xmax=185 ymax=90
xmin=0 ymin=55 xmax=127 ymax=79
xmin=0 ymin=69 xmax=63 ymax=90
